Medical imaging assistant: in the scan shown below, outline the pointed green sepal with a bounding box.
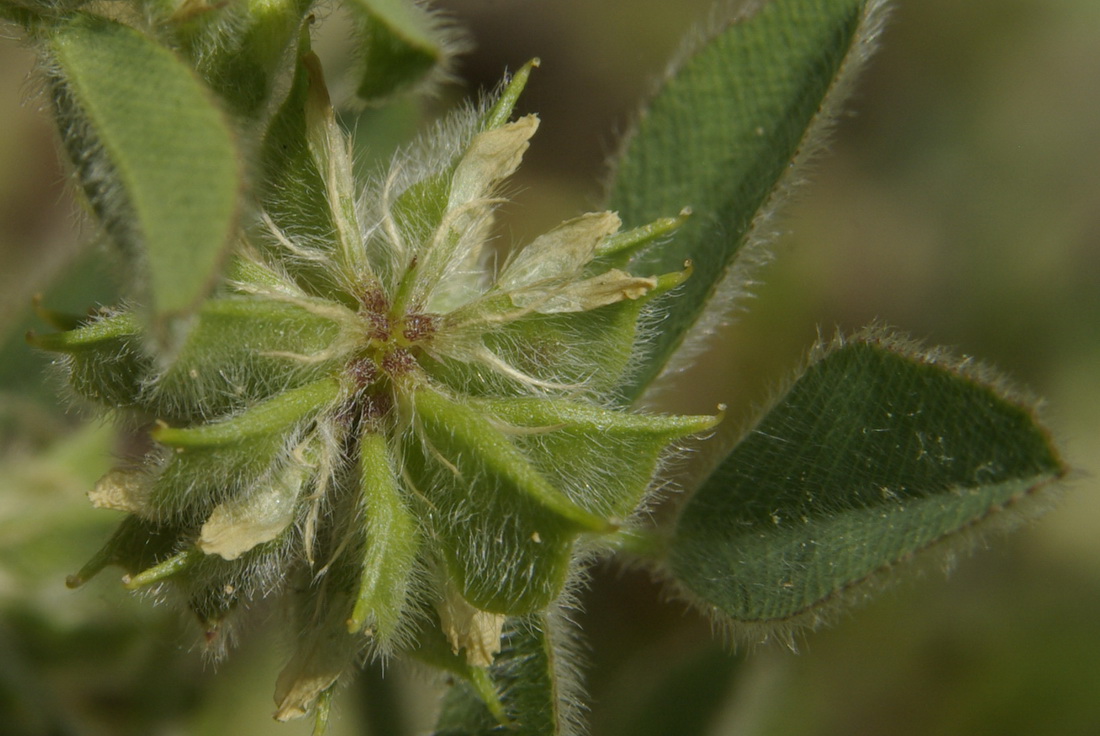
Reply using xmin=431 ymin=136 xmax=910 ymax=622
xmin=255 ymin=48 xmax=370 ymax=303
xmin=150 ymin=378 xmax=340 ymax=516
xmin=411 ymin=388 xmax=611 ymax=533
xmin=474 ymin=397 xmax=719 ymax=518
xmin=123 ymin=547 xmax=201 ymax=589
xmin=406 ymin=387 xmax=612 ymax=613
xmin=28 ymin=310 xmax=149 ymax=408
xmin=433 ymin=258 xmax=685 ymax=401
xmin=482 ymin=58 xmax=539 ymax=130
xmin=151 ymin=295 xmax=355 ymax=421
xmin=65 ymin=515 xmax=186 ymax=588
xmin=594 ymin=208 xmax=692 ymax=261
xmin=256 ymin=46 xmax=342 ymax=296
xmin=347 ymin=432 xmax=420 ymax=644
xmin=32 ymin=294 xmax=86 ymax=331
xmin=153 ymin=378 xmax=341 ymax=448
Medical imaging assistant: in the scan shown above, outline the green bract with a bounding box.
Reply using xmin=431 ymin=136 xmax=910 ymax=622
xmin=41 ymin=53 xmax=717 ymax=720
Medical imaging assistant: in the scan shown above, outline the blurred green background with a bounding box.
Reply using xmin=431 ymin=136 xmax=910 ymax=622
xmin=2 ymin=0 xmax=1099 ymax=733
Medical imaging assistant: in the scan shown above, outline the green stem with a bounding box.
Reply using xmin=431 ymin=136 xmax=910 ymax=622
xmin=606 ymin=527 xmax=669 ymax=559
xmin=469 ymin=666 xmax=509 ymax=725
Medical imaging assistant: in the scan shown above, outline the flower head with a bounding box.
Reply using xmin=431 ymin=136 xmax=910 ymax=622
xmin=36 ymin=57 xmax=716 ymax=722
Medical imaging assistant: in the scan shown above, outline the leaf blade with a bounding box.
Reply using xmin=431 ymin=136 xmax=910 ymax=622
xmin=347 ymin=0 xmax=465 ymax=104
xmin=434 ymin=612 xmax=578 ymax=736
xmin=606 ymin=0 xmax=888 ymax=398
xmin=45 ymin=13 xmax=242 ymax=346
xmin=669 ymin=332 xmax=1066 ymax=627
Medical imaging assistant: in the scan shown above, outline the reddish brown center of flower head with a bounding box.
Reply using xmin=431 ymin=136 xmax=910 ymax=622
xmin=401 ymin=312 xmax=438 ymax=343
xmin=346 ymin=286 xmax=442 ymax=428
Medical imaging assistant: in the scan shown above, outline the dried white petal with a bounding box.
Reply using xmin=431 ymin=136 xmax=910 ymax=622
xmin=499 ymin=211 xmax=621 ymax=291
xmin=274 ymin=665 xmax=340 ymax=722
xmin=421 ymin=116 xmax=541 ymax=313
xmin=272 ymin=604 xmax=355 ymax=721
xmin=437 ymin=589 xmax=506 ymax=667
xmin=449 ymin=115 xmax=538 ymax=210
xmin=198 ymin=463 xmax=304 ymax=560
xmin=88 ymin=468 xmax=150 ymax=515
xmin=510 ymin=268 xmax=657 ymax=313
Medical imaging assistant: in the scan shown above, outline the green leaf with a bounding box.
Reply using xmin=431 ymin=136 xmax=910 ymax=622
xmin=434 ymin=612 xmax=577 ymax=736
xmin=347 ymin=0 xmax=464 ymax=104
xmin=44 ymin=13 xmax=242 ymax=347
xmin=669 ymin=333 xmax=1067 ymax=628
xmin=606 ymin=0 xmax=888 ymax=398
